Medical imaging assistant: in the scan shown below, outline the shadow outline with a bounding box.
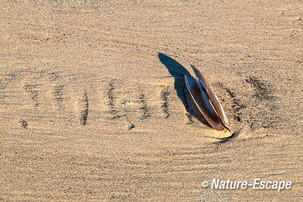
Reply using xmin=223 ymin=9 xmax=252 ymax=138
xmin=158 ymin=53 xmax=210 ymax=127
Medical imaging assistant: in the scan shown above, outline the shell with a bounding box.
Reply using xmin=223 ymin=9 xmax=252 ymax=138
xmin=184 ymin=65 xmax=231 ymax=132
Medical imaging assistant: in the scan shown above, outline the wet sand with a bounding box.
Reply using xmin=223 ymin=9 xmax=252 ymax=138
xmin=1 ymin=0 xmax=302 ymax=200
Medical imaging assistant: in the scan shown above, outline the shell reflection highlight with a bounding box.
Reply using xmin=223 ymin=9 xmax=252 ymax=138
xmin=184 ymin=65 xmax=231 ymax=132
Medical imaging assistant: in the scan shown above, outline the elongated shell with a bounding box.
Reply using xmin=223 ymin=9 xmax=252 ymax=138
xmin=184 ymin=66 xmax=231 ymax=132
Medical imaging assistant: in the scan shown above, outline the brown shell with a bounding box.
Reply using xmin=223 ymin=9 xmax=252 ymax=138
xmin=184 ymin=66 xmax=231 ymax=132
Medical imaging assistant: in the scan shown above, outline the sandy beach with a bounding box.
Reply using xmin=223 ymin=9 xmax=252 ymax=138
xmin=1 ymin=0 xmax=302 ymax=200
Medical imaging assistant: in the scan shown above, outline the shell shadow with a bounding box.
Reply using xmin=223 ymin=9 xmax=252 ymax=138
xmin=158 ymin=53 xmax=210 ymax=127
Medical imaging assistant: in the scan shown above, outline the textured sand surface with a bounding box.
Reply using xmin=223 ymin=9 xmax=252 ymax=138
xmin=1 ymin=0 xmax=303 ymax=200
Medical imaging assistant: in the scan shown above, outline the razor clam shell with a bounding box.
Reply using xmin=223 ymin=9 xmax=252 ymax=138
xmin=190 ymin=65 xmax=230 ymax=127
xmin=185 ymin=67 xmax=232 ymax=132
xmin=184 ymin=75 xmax=226 ymax=131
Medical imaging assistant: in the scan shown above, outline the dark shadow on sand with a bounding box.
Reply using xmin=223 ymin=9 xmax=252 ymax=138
xmin=158 ymin=53 xmax=210 ymax=127
xmin=158 ymin=53 xmax=190 ymax=106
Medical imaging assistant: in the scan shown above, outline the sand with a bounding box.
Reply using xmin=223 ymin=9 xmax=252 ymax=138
xmin=1 ymin=0 xmax=302 ymax=200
